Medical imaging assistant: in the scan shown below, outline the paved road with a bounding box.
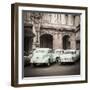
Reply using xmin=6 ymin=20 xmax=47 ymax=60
xmin=24 ymin=61 xmax=80 ymax=77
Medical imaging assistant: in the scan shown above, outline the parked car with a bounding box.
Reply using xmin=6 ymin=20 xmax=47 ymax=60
xmin=53 ymin=49 xmax=64 ymax=62
xmin=24 ymin=51 xmax=32 ymax=66
xmin=30 ymin=48 xmax=55 ymax=66
xmin=58 ymin=50 xmax=80 ymax=64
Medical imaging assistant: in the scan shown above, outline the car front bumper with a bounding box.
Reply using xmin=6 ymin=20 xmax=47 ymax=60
xmin=31 ymin=59 xmax=48 ymax=64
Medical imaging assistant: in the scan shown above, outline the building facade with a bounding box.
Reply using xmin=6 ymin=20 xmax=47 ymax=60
xmin=23 ymin=11 xmax=80 ymax=53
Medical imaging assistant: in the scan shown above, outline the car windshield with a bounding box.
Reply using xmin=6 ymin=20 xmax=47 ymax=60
xmin=55 ymin=51 xmax=64 ymax=54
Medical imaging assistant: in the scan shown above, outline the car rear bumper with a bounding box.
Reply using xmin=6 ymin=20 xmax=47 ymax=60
xmin=59 ymin=58 xmax=75 ymax=63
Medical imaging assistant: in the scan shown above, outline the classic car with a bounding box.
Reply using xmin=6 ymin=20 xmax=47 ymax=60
xmin=58 ymin=50 xmax=80 ymax=64
xmin=30 ymin=48 xmax=55 ymax=66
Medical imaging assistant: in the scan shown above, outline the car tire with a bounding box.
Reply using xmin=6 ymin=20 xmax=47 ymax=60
xmin=56 ymin=57 xmax=60 ymax=62
xmin=56 ymin=57 xmax=61 ymax=65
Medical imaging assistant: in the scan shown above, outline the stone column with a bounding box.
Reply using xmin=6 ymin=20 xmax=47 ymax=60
xmin=32 ymin=24 xmax=37 ymax=50
xmin=30 ymin=12 xmax=41 ymax=49
xmin=75 ymin=15 xmax=80 ymax=26
xmin=26 ymin=12 xmax=31 ymax=23
xmin=67 ymin=15 xmax=73 ymax=25
xmin=53 ymin=32 xmax=62 ymax=49
xmin=58 ymin=33 xmax=63 ymax=49
xmin=33 ymin=23 xmax=41 ymax=49
xmin=70 ymin=33 xmax=76 ymax=49
xmin=53 ymin=33 xmax=58 ymax=49
xmin=36 ymin=24 xmax=40 ymax=48
xmin=61 ymin=14 xmax=66 ymax=24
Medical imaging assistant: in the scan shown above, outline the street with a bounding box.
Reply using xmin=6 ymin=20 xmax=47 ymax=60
xmin=24 ymin=61 xmax=80 ymax=77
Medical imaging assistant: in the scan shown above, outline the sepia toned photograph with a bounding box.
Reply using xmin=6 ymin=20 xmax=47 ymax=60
xmin=23 ymin=11 xmax=80 ymax=77
xmin=11 ymin=3 xmax=87 ymax=87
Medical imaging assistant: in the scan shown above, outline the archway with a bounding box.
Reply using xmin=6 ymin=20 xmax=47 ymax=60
xmin=63 ymin=35 xmax=70 ymax=49
xmin=24 ymin=26 xmax=35 ymax=53
xmin=40 ymin=34 xmax=53 ymax=49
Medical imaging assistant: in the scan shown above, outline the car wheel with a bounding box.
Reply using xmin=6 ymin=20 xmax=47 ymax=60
xmin=56 ymin=57 xmax=60 ymax=62
xmin=47 ymin=59 xmax=51 ymax=66
xmin=56 ymin=57 xmax=62 ymax=65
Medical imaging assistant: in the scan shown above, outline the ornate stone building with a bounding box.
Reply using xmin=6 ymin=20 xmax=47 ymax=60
xmin=23 ymin=11 xmax=80 ymax=53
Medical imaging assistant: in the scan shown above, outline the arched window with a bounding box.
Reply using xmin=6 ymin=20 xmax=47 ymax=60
xmin=40 ymin=34 xmax=53 ymax=49
xmin=63 ymin=35 xmax=70 ymax=49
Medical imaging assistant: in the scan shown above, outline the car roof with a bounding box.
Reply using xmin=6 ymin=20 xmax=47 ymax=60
xmin=55 ymin=49 xmax=63 ymax=51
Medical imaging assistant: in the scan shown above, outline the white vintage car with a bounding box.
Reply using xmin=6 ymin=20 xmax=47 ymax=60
xmin=58 ymin=50 xmax=80 ymax=64
xmin=31 ymin=48 xmax=55 ymax=66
